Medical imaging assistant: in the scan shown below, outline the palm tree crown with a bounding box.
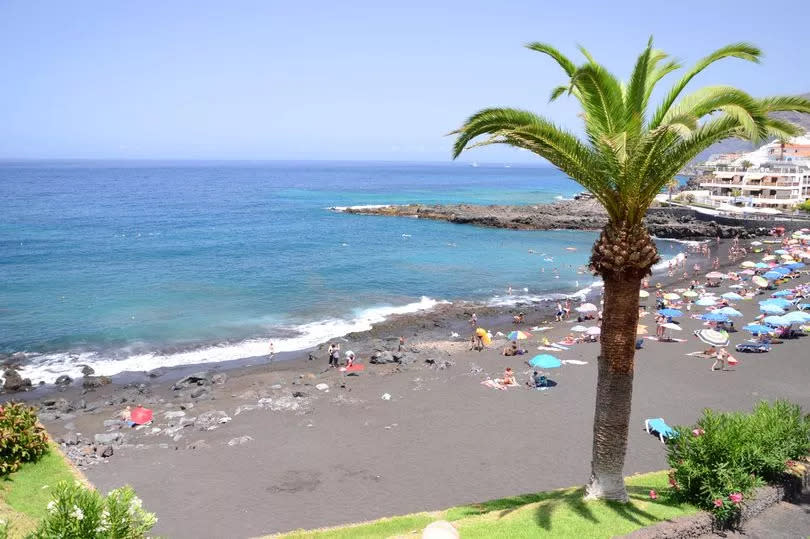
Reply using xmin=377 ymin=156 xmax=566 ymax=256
xmin=452 ymin=39 xmax=810 ymax=234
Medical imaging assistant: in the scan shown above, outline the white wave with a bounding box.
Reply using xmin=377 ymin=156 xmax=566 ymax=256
xmin=652 ymin=252 xmax=687 ymax=272
xmin=16 ymin=296 xmax=448 ymax=385
xmin=653 ymin=237 xmax=708 ymax=246
xmin=487 ymin=280 xmax=602 ymax=307
xmin=330 ymin=204 xmax=392 ymax=212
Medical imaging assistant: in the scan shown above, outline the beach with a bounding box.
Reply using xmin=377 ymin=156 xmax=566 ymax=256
xmin=15 ymin=238 xmax=810 ymax=537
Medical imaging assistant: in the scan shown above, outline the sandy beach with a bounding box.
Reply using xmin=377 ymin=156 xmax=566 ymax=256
xmin=9 ymin=238 xmax=810 ymax=538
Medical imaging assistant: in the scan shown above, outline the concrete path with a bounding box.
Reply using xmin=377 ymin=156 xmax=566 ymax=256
xmin=700 ymin=493 xmax=810 ymax=539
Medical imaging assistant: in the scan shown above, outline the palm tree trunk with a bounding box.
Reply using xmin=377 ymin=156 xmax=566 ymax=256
xmin=584 ymin=273 xmax=641 ymax=502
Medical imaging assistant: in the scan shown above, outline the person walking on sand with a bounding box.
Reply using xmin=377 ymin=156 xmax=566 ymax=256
xmin=711 ymin=348 xmax=729 ymax=371
xmin=469 ymin=312 xmax=478 ymax=328
xmin=398 ymin=335 xmax=405 ymax=352
xmin=268 ymin=341 xmax=275 ymax=357
xmin=555 ymin=302 xmax=563 ymax=322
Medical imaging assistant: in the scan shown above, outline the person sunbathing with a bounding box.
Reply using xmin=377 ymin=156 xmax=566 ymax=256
xmin=561 ymin=333 xmax=576 ymax=345
xmin=497 ymin=368 xmax=518 ymax=387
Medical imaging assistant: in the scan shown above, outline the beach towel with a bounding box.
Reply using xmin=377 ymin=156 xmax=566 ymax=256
xmin=536 ymin=346 xmax=561 ymax=351
xmin=727 ymin=354 xmax=739 ymax=366
xmin=553 ymin=343 xmax=571 ymax=349
xmin=130 ymin=406 xmax=153 ymax=425
xmin=531 ymin=326 xmax=553 ymax=331
xmin=480 ymin=379 xmax=506 ymax=390
xmin=562 ymin=360 xmax=588 ymax=365
xmin=340 ymin=364 xmax=365 ymax=373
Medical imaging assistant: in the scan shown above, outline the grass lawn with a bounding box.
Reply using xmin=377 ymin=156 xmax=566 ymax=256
xmin=274 ymin=471 xmax=699 ymax=538
xmin=0 ymin=443 xmax=79 ymax=538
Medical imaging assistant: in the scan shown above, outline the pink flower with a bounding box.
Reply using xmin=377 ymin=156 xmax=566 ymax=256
xmin=713 ymin=498 xmax=724 ymax=508
xmin=649 ymin=490 xmax=658 ymax=500
xmin=786 ymin=460 xmax=796 ymax=468
xmin=729 ymin=493 xmax=743 ymax=505
xmin=692 ymin=428 xmax=705 ymax=437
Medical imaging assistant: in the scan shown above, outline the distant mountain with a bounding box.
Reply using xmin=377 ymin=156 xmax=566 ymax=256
xmin=694 ymin=92 xmax=810 ymax=162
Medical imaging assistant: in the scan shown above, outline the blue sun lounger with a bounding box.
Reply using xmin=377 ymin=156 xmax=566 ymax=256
xmin=644 ymin=418 xmax=676 ymax=443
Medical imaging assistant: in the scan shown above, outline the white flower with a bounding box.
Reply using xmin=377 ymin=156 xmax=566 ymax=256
xmin=47 ymin=501 xmax=57 ymax=514
xmin=69 ymin=505 xmax=84 ymax=520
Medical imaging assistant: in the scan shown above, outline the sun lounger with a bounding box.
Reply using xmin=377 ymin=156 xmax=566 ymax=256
xmin=644 ymin=418 xmax=676 ymax=443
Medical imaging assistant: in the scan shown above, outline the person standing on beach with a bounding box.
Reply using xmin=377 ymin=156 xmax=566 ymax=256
xmin=564 ymin=299 xmax=571 ymax=320
xmin=398 ymin=335 xmax=405 ymax=351
xmin=711 ymin=348 xmax=728 ymax=371
xmin=469 ymin=313 xmax=478 ymax=327
xmin=555 ymin=302 xmax=563 ymax=322
xmin=268 ymin=341 xmax=275 ymax=357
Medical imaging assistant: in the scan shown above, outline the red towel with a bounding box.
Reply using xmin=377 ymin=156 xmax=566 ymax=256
xmin=130 ymin=406 xmax=153 ymax=425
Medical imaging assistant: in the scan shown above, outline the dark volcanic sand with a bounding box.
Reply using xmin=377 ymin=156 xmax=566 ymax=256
xmin=8 ymin=240 xmax=810 ymax=538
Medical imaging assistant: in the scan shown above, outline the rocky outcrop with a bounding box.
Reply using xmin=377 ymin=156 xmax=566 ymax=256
xmin=336 ymin=201 xmax=768 ymax=239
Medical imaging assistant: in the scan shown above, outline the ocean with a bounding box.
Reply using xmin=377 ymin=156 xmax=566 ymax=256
xmin=0 ymin=161 xmax=681 ymax=383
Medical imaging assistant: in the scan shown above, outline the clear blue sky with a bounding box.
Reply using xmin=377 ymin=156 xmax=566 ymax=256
xmin=1 ymin=0 xmax=808 ymax=162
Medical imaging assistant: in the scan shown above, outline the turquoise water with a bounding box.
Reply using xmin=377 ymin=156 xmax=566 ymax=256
xmin=0 ymin=161 xmax=670 ymax=382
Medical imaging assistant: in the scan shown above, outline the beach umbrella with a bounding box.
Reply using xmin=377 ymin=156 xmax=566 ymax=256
xmin=663 ymin=292 xmax=680 ymax=300
xmin=775 ymin=249 xmax=789 ymax=255
xmin=759 ymin=304 xmax=785 ymax=315
xmin=763 ymin=315 xmax=791 ymax=327
xmin=570 ymin=325 xmax=588 ymax=332
xmin=130 ymin=406 xmax=153 ymax=425
xmin=752 ymin=276 xmax=769 ymax=288
xmin=740 ymin=269 xmax=755 ymax=276
xmin=529 ymin=354 xmax=561 ymax=369
xmin=585 ymin=326 xmax=601 ymax=336
xmin=695 ymin=329 xmax=729 ymax=346
xmin=763 ymin=271 xmax=782 ymax=280
xmin=507 ymin=330 xmax=532 ymax=341
xmin=576 ymin=303 xmax=597 ymax=313
xmin=786 ymin=262 xmax=805 ymax=270
xmin=701 ymin=312 xmax=729 ymax=322
xmin=657 ymin=308 xmax=683 ymax=318
xmin=743 ymin=324 xmax=773 ymax=334
xmin=639 ymin=290 xmax=650 ymax=298
xmin=715 ymin=307 xmax=743 ymax=317
xmin=695 ymin=298 xmax=716 ymax=306
xmin=754 ymin=262 xmax=770 ymax=269
xmin=705 ymin=272 xmax=726 ymax=280
xmin=722 ymin=292 xmax=743 ymax=301
xmin=762 ymin=255 xmax=776 ymax=261
xmin=728 ymin=284 xmax=745 ymax=289
xmin=750 ymin=241 xmax=763 ymax=246
xmin=682 ymin=290 xmax=698 ymax=298
xmin=782 ymin=311 xmax=810 ymax=324
xmin=771 ymin=289 xmax=793 ymax=297
xmin=741 ymin=261 xmax=756 ymax=268
xmin=772 ymin=267 xmax=791 ymax=275
xmin=761 ymin=298 xmax=792 ymax=308
xmin=660 ymin=322 xmax=682 ymax=331
xmin=780 ymin=254 xmax=794 ymax=260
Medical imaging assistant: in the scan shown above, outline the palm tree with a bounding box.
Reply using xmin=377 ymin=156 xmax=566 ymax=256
xmin=666 ymin=177 xmax=680 ymax=201
xmin=451 ymin=39 xmax=810 ymax=502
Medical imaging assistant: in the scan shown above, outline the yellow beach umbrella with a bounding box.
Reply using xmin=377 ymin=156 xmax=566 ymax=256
xmin=682 ymin=290 xmax=698 ymax=298
xmin=663 ymin=292 xmax=680 ymax=300
xmin=752 ymin=276 xmax=768 ymax=288
xmin=639 ymin=290 xmax=649 ymax=298
xmin=780 ymin=254 xmax=794 ymax=260
xmin=762 ymin=255 xmax=776 ymax=261
xmin=741 ymin=261 xmax=756 ymax=268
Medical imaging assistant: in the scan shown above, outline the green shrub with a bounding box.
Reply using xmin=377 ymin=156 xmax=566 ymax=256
xmin=798 ymin=199 xmax=810 ymax=213
xmin=666 ymin=401 xmax=810 ymax=524
xmin=0 ymin=402 xmax=49 ymax=476
xmin=28 ymin=481 xmax=157 ymax=539
xmin=0 ymin=519 xmax=9 ymax=539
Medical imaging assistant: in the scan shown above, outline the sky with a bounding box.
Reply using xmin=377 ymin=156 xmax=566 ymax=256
xmin=1 ymin=0 xmax=809 ymax=162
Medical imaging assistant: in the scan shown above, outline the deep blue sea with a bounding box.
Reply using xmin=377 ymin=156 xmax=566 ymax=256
xmin=0 ymin=161 xmax=681 ymax=383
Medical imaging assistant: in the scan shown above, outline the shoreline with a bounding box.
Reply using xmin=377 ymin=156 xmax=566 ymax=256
xmin=5 ymin=236 xmax=712 ymax=396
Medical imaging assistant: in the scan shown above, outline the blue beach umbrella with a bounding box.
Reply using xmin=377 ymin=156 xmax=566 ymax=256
xmin=772 ymin=267 xmax=791 ymax=275
xmin=775 ymin=249 xmax=789 ymax=255
xmin=657 ymin=308 xmax=683 ymax=318
xmin=701 ymin=312 xmax=729 ymax=322
xmin=761 ymin=298 xmax=792 ymax=309
xmin=786 ymin=262 xmax=805 ymax=270
xmin=743 ymin=324 xmax=773 ymax=334
xmin=771 ymin=289 xmax=793 ymax=297
xmin=759 ymin=304 xmax=785 ymax=315
xmin=529 ymin=354 xmax=561 ymax=369
xmin=763 ymin=271 xmax=782 ymax=280
xmin=782 ymin=311 xmax=810 ymax=324
xmin=695 ymin=298 xmax=716 ymax=307
xmin=715 ymin=307 xmax=743 ymax=317
xmin=754 ymin=262 xmax=770 ymax=269
xmin=721 ymin=292 xmax=743 ymax=301
xmin=763 ymin=316 xmax=792 ymax=327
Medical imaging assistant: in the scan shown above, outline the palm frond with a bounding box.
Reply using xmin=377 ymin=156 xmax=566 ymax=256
xmin=525 ymin=42 xmax=576 ymax=76
xmin=649 ymin=43 xmax=761 ymax=129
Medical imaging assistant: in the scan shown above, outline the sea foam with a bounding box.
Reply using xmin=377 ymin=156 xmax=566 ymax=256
xmin=16 ymin=296 xmax=447 ymax=385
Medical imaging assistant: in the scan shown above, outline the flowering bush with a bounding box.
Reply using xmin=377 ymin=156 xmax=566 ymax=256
xmin=0 ymin=402 xmax=49 ymax=476
xmin=29 ymin=481 xmax=157 ymax=539
xmin=666 ymin=400 xmax=810 ymax=524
